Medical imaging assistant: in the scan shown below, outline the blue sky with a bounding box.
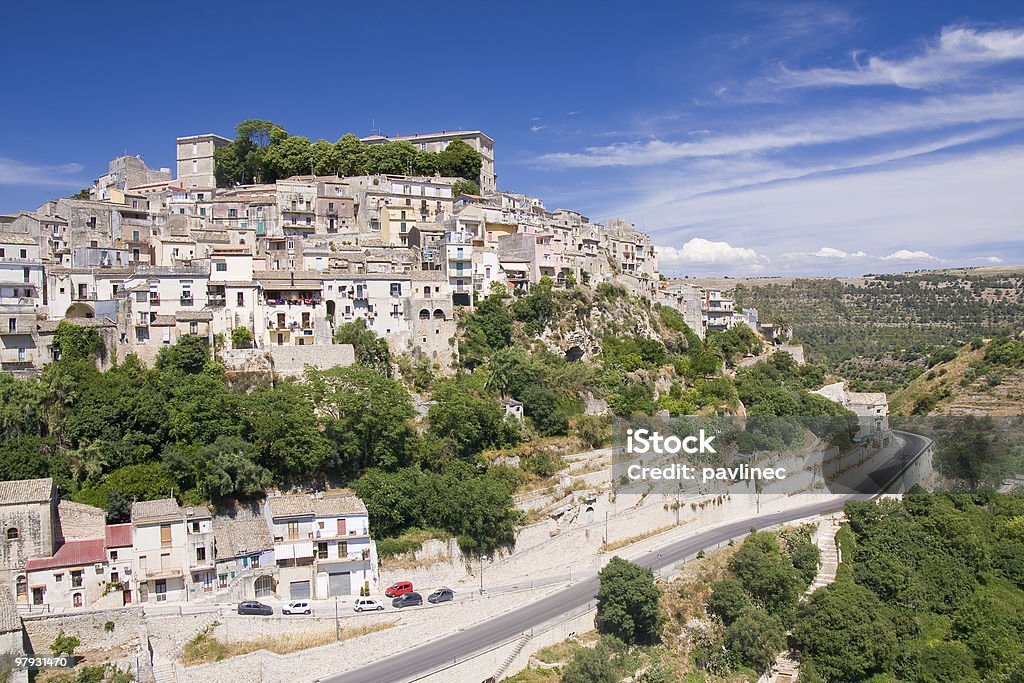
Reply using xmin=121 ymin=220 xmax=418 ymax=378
xmin=2 ymin=1 xmax=1023 ymax=276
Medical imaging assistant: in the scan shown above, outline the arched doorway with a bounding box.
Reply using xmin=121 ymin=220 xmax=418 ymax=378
xmin=255 ymin=575 xmax=273 ymax=598
xmin=65 ymin=303 xmax=94 ymax=319
xmin=73 ymin=592 xmax=83 ymax=607
xmin=326 ymin=300 xmax=336 ymax=320
xmin=433 ymin=309 xmax=445 ymax=320
xmin=419 ymin=309 xmax=430 ymax=319
xmin=15 ymin=575 xmax=27 ymax=603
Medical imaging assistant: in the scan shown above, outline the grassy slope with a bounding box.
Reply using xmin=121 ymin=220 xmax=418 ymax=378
xmin=890 ymin=340 xmax=1024 ymax=416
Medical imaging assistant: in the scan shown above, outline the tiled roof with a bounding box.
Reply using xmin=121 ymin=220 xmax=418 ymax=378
xmin=0 ymin=587 xmax=19 ymax=634
xmin=212 ymin=503 xmax=273 ymax=560
xmin=175 ymin=310 xmax=214 ymax=322
xmin=131 ymin=498 xmax=181 ymax=523
xmin=105 ymin=523 xmax=132 ymax=548
xmin=25 ymin=538 xmax=106 ymax=571
xmin=0 ymin=478 xmax=53 ymax=505
xmin=266 ymin=490 xmax=367 ymax=519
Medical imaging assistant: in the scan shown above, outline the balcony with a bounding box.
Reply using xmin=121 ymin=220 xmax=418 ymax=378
xmin=179 ymin=296 xmax=194 ymax=307
xmin=72 ymin=292 xmax=96 ymax=301
xmin=207 ymin=296 xmax=226 ymax=307
xmin=144 ymin=567 xmax=183 ymax=580
xmin=148 ymin=295 xmax=160 ymax=304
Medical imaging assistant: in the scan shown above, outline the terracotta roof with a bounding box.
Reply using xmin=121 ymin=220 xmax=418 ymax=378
xmin=0 ymin=587 xmax=19 ymax=634
xmin=213 ymin=503 xmax=273 ymax=560
xmin=0 ymin=478 xmax=53 ymax=505
xmin=266 ymin=490 xmax=367 ymax=519
xmin=105 ymin=523 xmax=132 ymax=548
xmin=150 ymin=315 xmax=176 ymax=326
xmin=131 ymin=498 xmax=181 ymax=523
xmin=25 ymin=538 xmax=106 ymax=571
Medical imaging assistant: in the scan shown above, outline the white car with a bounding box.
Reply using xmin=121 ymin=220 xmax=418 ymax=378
xmin=283 ymin=600 xmax=312 ymax=615
xmin=353 ymin=598 xmax=384 ymax=612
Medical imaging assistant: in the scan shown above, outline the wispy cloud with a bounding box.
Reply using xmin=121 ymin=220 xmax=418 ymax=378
xmin=0 ymin=157 xmax=84 ymax=187
xmin=774 ymin=25 xmax=1024 ymax=89
xmin=536 ymin=87 xmax=1024 ymax=168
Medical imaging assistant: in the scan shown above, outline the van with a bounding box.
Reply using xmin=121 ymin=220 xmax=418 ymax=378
xmin=384 ymin=581 xmax=413 ymax=597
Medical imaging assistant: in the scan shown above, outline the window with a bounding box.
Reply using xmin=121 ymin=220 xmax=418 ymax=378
xmin=215 ymin=261 xmax=227 ymax=272
xmin=160 ymin=524 xmax=171 ymax=548
xmin=190 ymin=521 xmax=200 ymax=533
xmin=110 ymin=550 xmax=118 ymax=561
xmin=189 ymin=322 xmax=198 ymax=335
xmin=132 ymin=200 xmax=139 ymax=209
xmin=199 ymin=207 xmax=206 ymax=217
xmin=390 ymin=283 xmax=401 ymax=296
xmin=317 ymin=542 xmax=328 ymax=560
xmin=73 ymin=592 xmax=83 ymax=607
xmin=19 ymin=249 xmax=26 ymax=258
xmin=337 ymin=541 xmax=347 ymax=558
xmin=132 ymin=230 xmax=140 ymax=241
xmin=7 ymin=318 xmax=14 ymax=333
xmin=55 ymin=573 xmax=63 ymax=582
xmin=228 ymin=208 xmax=237 ymax=218
xmin=0 ymin=249 xmax=4 ymax=257
xmin=71 ymin=570 xmax=83 ymax=588
xmin=135 ymin=327 xmax=149 ymax=342
xmin=287 ymin=522 xmax=299 ymax=540
xmin=237 ymin=292 xmax=244 ymax=306
xmin=136 ymin=292 xmax=147 ymax=303
xmin=5 ymin=527 xmax=18 ymax=540
xmin=192 ymin=160 xmax=198 ymax=173
xmin=196 ymin=547 xmax=206 ymax=562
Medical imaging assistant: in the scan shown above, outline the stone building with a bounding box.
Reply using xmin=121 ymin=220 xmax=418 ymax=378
xmin=0 ymin=479 xmax=59 ymax=604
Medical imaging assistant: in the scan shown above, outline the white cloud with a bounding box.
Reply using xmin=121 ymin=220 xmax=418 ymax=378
xmin=658 ymin=238 xmax=764 ymax=265
xmin=881 ymin=250 xmax=939 ymax=261
xmin=812 ymin=247 xmax=867 ymax=259
xmin=530 ymin=125 xmax=547 ymax=133
xmin=535 ymin=87 xmax=1024 ymax=168
xmin=974 ymin=256 xmax=1005 ymax=263
xmin=0 ymin=158 xmax=84 ymax=187
xmin=775 ymin=25 xmax=1024 ymax=90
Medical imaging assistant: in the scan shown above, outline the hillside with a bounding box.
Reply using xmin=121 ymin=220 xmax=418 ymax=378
xmin=713 ymin=267 xmax=1024 ymax=393
xmin=890 ymin=334 xmax=1024 ymax=416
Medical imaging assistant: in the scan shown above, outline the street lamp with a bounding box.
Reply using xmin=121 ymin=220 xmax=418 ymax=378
xmin=335 ymin=596 xmax=339 ymax=641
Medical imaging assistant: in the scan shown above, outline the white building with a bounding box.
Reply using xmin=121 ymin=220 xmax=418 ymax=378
xmin=130 ymin=499 xmax=212 ymax=604
xmin=264 ymin=491 xmax=377 ymax=600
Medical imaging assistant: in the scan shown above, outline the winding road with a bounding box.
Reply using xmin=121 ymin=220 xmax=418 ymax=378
xmin=320 ymin=430 xmax=931 ymax=683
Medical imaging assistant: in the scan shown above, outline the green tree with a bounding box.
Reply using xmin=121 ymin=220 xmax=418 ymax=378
xmin=155 ymin=335 xmax=210 ymax=375
xmin=241 ymin=382 xmax=334 ymax=481
xmin=69 ymin=189 xmax=90 ymax=200
xmin=192 ymin=436 xmax=272 ymax=500
xmin=794 ymin=580 xmax=897 ymax=682
xmin=561 ymin=636 xmax=625 ymax=683
xmin=427 ymin=386 xmax=505 ymax=460
xmin=53 ymin=321 xmax=104 ymax=362
xmin=335 ymin=133 xmax=368 ymax=176
xmin=334 ymin=318 xmax=392 ymax=376
xmin=309 ymin=138 xmax=342 ymax=175
xmin=51 ymin=630 xmax=80 ymax=657
xmin=729 ymin=531 xmax=804 ymax=618
xmin=264 ymin=135 xmax=312 ymax=178
xmin=707 ymin=577 xmax=752 ymax=625
xmin=305 ymin=366 xmax=416 ymax=473
xmin=230 ymin=326 xmax=254 ymax=349
xmin=725 ymin=607 xmax=786 ymax=673
xmin=437 ymin=138 xmax=482 ymax=182
xmin=451 ymin=178 xmax=479 ymax=196
xmin=596 ymin=556 xmax=664 ymax=645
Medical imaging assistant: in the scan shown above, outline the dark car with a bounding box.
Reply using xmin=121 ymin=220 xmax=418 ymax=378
xmin=391 ymin=591 xmax=423 ymax=608
xmin=237 ymin=600 xmax=273 ymax=616
xmin=427 ymin=588 xmax=454 ymax=604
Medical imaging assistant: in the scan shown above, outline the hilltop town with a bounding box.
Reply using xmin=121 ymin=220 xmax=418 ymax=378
xmin=0 ymin=128 xmax=678 ymax=375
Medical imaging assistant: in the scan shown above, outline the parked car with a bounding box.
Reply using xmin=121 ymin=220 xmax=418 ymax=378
xmin=391 ymin=592 xmax=423 ymax=608
xmin=427 ymin=588 xmax=454 ymax=604
xmin=384 ymin=581 xmax=414 ymax=598
xmin=237 ymin=601 xmax=273 ymax=616
xmin=283 ymin=600 xmax=311 ymax=615
xmin=353 ymin=598 xmax=385 ymax=612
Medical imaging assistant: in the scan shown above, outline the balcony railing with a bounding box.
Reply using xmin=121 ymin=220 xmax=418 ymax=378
xmin=180 ymin=297 xmax=194 ymax=306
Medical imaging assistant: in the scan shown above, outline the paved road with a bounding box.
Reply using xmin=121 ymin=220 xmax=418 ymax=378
xmin=320 ymin=431 xmax=931 ymax=683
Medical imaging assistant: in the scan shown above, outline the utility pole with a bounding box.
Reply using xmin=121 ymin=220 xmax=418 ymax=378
xmin=479 ymin=556 xmax=484 ymax=595
xmin=335 ymin=596 xmax=339 ymax=641
xmin=604 ymin=510 xmax=609 ymax=548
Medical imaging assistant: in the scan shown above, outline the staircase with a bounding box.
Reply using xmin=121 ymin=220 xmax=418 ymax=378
xmin=152 ymin=657 xmax=176 ymax=683
xmin=493 ymin=634 xmax=531 ymax=681
xmin=806 ymin=519 xmax=841 ymax=594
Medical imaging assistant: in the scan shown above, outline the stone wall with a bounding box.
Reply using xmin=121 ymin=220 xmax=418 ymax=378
xmin=56 ymin=501 xmax=106 ymax=541
xmin=22 ymin=607 xmax=144 ymax=657
xmin=220 ymin=344 xmax=354 ymax=378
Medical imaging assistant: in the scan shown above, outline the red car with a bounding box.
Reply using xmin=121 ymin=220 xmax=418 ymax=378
xmin=385 ymin=581 xmax=414 ymax=597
